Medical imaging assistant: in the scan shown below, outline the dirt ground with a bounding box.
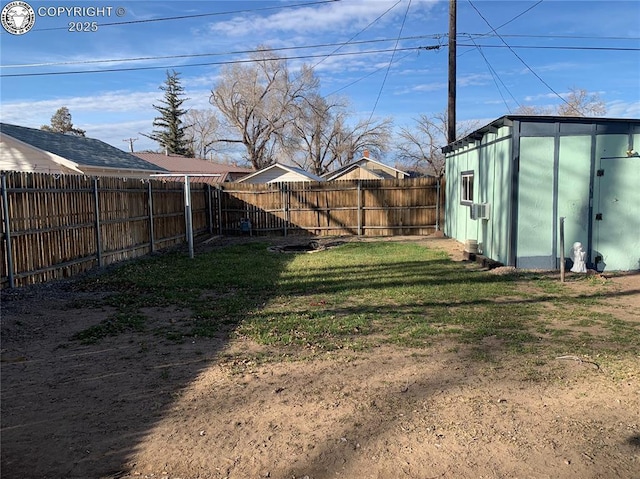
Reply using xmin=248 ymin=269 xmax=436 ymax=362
xmin=1 ymin=237 xmax=639 ymax=479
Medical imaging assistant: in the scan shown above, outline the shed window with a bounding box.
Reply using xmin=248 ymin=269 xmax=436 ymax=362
xmin=461 ymin=171 xmax=474 ymax=204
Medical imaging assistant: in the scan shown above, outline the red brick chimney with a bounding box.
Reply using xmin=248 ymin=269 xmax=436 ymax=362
xmin=363 ymin=149 xmax=369 ymax=158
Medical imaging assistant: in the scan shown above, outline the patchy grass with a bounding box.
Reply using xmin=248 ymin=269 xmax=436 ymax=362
xmin=71 ymin=241 xmax=640 ymax=362
xmin=239 ymin=242 xmax=539 ymax=351
xmin=71 ymin=311 xmax=147 ymax=344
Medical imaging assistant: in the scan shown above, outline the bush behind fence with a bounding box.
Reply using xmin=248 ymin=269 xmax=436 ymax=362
xmin=1 ymin=172 xmax=444 ymax=288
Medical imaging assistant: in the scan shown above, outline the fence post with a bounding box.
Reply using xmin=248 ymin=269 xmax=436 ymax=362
xmin=93 ymin=177 xmax=103 ymax=267
xmin=1 ymin=174 xmax=15 ymax=288
xmin=357 ymin=180 xmax=362 ymax=236
xmin=184 ymin=176 xmax=194 ymax=259
xmin=436 ymin=178 xmax=441 ymax=231
xmin=147 ymin=180 xmax=155 ymax=253
xmin=282 ymin=184 xmax=289 ymax=237
xmin=206 ymin=184 xmax=213 ymax=235
xmin=216 ymin=185 xmax=223 ymax=235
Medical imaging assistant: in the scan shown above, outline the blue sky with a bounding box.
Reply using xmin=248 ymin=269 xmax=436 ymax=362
xmin=1 ymin=0 xmax=639 ymax=157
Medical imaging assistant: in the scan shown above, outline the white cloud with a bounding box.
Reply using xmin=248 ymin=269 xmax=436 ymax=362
xmin=516 ymin=62 xmax=580 ymax=75
xmin=207 ymin=0 xmax=437 ymax=37
xmin=0 ymin=87 xmax=221 ymax=152
xmin=208 ymin=1 xmax=397 ymax=36
xmin=606 ymin=99 xmax=640 ymax=118
xmin=1 ymin=90 xmax=158 ymax=120
xmin=395 ymin=82 xmax=446 ymax=94
xmin=458 ymin=73 xmax=492 ymax=87
xmin=522 ymin=92 xmax=562 ymax=102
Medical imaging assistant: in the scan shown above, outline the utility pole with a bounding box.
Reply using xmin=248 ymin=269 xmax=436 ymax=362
xmin=123 ymin=137 xmax=138 ymax=153
xmin=447 ymin=0 xmax=457 ymax=144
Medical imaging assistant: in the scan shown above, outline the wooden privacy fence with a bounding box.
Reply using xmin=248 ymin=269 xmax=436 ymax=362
xmin=0 ymin=172 xmax=211 ymax=288
xmin=1 ymin=172 xmax=444 ymax=288
xmin=215 ymin=178 xmax=444 ymax=237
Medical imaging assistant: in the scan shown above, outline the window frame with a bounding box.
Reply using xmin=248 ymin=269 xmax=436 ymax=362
xmin=460 ymin=170 xmax=474 ymax=205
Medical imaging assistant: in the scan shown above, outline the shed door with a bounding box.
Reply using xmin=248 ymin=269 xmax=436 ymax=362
xmin=593 ymin=157 xmax=640 ymax=271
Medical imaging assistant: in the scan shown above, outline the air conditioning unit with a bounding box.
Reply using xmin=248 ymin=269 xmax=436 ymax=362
xmin=469 ymin=203 xmax=490 ymax=220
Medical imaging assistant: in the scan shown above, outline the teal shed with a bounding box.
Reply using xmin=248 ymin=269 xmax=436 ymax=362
xmin=443 ymin=115 xmax=640 ymax=271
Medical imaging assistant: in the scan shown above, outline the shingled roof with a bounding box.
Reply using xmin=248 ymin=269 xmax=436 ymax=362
xmin=134 ymin=152 xmax=252 ymax=183
xmin=1 ymin=123 xmax=163 ymax=172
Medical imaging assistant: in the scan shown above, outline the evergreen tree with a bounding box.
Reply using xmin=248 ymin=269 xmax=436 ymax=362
xmin=146 ymin=70 xmax=191 ymax=156
xmin=40 ymin=107 xmax=86 ymax=136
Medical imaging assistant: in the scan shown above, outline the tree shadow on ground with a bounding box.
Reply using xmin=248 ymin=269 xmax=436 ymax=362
xmin=1 ymin=239 xmax=637 ymax=478
xmin=0 ymin=242 xmax=296 ymax=479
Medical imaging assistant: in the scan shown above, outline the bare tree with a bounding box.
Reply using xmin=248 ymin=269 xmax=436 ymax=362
xmin=396 ymin=111 xmax=478 ymax=178
xmin=513 ymin=104 xmax=553 ymax=115
xmin=184 ymin=109 xmax=220 ymax=159
xmin=286 ymin=93 xmax=344 ymax=175
xmin=557 ymin=87 xmax=607 ymax=117
xmin=329 ymin=116 xmax=393 ymax=168
xmin=210 ymin=48 xmax=318 ymax=170
xmin=515 ymin=87 xmax=607 ymax=117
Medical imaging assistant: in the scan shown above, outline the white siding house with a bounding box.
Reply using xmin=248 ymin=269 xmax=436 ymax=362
xmin=236 ymin=163 xmax=324 ymax=184
xmin=0 ymin=123 xmax=165 ymax=178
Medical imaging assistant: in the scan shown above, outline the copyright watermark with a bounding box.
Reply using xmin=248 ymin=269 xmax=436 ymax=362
xmin=1 ymin=1 xmax=126 ymax=34
xmin=1 ymin=1 xmax=36 ymax=34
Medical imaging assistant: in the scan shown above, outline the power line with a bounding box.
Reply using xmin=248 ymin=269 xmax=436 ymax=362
xmin=463 ymin=33 xmax=640 ymax=41
xmin=2 ymin=34 xmax=442 ymax=69
xmin=327 ymin=50 xmax=419 ymax=96
xmin=483 ymin=0 xmax=544 ymax=34
xmin=1 ymin=42 xmax=634 ymax=78
xmin=466 ymin=0 xmax=569 ymax=106
xmin=368 ymin=0 xmax=412 ymax=123
xmin=312 ymin=0 xmax=403 ymax=69
xmin=460 ymin=0 xmax=540 ymax=112
xmin=2 ymin=34 xmax=633 ymax=70
xmin=456 ymin=44 xmax=639 ymax=51
xmin=0 ymin=45 xmax=440 ymax=78
xmin=466 ymin=35 xmax=520 ymax=112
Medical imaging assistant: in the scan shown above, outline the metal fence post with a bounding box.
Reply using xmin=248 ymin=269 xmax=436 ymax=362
xmin=560 ymin=217 xmax=565 ymax=282
xmin=1 ymin=174 xmax=15 ymax=288
xmin=93 ymin=177 xmax=103 ymax=267
xmin=184 ymin=176 xmax=194 ymax=259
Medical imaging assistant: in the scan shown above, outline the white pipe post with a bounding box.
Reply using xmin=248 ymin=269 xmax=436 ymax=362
xmin=184 ymin=175 xmax=194 ymax=259
xmin=560 ymin=216 xmax=565 ymax=282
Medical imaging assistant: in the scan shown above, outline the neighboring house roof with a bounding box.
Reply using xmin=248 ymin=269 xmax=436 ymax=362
xmin=324 ymin=156 xmax=409 ymax=181
xmin=327 ymin=163 xmax=387 ymax=180
xmin=134 ymin=153 xmax=253 ymax=184
xmin=237 ymin=162 xmax=325 ymax=183
xmin=0 ymin=123 xmax=164 ymax=174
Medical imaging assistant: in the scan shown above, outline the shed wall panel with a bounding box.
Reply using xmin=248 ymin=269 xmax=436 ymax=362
xmin=517 ymin=137 xmax=555 ymax=268
xmin=484 ymin=136 xmax=512 ymax=263
xmin=444 ymin=126 xmax=512 ymax=262
xmin=593 ymin=133 xmax=640 ymax=271
xmin=557 ymin=135 xmax=592 ymax=263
